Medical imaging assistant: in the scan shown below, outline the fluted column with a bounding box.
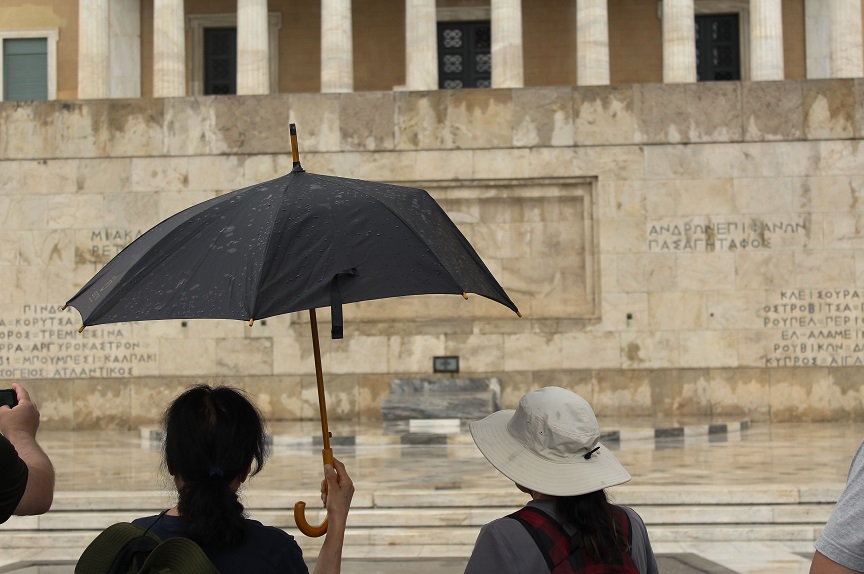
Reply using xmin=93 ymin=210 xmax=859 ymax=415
xmin=805 ymin=0 xmax=830 ymax=78
xmin=750 ymin=0 xmax=784 ymax=80
xmin=405 ymin=0 xmax=437 ymax=90
xmin=662 ymin=0 xmax=696 ymax=83
xmin=78 ymin=0 xmax=110 ymax=98
xmin=110 ymin=0 xmax=141 ymax=97
xmin=237 ymin=0 xmax=270 ymax=94
xmin=576 ymin=0 xmax=610 ymax=85
xmin=830 ymin=0 xmax=864 ymax=78
xmin=153 ymin=0 xmax=186 ymax=97
xmin=321 ymin=0 xmax=353 ymax=92
xmin=491 ymin=0 xmax=523 ymax=88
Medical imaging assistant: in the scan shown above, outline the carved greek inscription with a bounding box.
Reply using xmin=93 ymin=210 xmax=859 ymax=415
xmin=0 ymin=305 xmax=156 ymax=379
xmin=76 ymin=228 xmax=143 ymax=265
xmin=647 ymin=217 xmax=806 ymax=252
xmin=763 ymin=290 xmax=864 ymax=367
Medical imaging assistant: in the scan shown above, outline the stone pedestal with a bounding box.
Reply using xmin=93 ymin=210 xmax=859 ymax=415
xmin=381 ymin=377 xmax=501 ymax=420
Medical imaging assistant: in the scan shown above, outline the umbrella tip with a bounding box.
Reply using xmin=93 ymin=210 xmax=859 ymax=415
xmin=78 ymin=325 xmax=85 ymax=333
xmin=462 ymin=292 xmax=469 ymax=300
xmin=249 ymin=318 xmax=254 ymax=327
xmin=517 ymin=311 xmax=523 ymax=318
xmin=61 ymin=303 xmax=67 ymax=310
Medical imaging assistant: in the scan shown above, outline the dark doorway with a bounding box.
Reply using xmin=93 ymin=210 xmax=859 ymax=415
xmin=437 ymin=21 xmax=491 ymax=89
xmin=695 ymin=14 xmax=741 ymax=81
xmin=204 ymin=28 xmax=237 ymax=95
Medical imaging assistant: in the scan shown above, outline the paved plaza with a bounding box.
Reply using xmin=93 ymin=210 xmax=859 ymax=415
xmin=2 ymin=418 xmax=863 ymax=573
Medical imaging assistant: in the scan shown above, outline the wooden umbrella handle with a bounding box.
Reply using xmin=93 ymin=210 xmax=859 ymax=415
xmin=294 ymin=446 xmax=334 ymax=537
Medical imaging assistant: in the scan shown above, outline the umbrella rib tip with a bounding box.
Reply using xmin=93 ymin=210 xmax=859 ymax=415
xmin=462 ymin=292 xmax=469 ymax=300
xmin=78 ymin=325 xmax=85 ymax=333
xmin=249 ymin=318 xmax=254 ymax=327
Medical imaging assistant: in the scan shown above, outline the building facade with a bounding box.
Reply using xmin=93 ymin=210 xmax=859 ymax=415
xmin=2 ymin=1 xmax=864 ymax=428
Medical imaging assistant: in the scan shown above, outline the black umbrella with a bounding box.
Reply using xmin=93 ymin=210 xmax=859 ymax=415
xmin=64 ymin=125 xmax=520 ymax=535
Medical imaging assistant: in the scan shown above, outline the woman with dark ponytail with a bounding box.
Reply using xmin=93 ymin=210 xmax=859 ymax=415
xmin=132 ymin=384 xmax=353 ymax=573
xmin=464 ymin=387 xmax=658 ymax=574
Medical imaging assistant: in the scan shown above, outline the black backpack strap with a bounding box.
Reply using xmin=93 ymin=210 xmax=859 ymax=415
xmin=508 ymin=506 xmax=572 ymax=571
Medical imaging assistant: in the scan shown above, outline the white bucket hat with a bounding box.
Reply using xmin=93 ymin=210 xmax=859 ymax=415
xmin=468 ymin=387 xmax=631 ymax=496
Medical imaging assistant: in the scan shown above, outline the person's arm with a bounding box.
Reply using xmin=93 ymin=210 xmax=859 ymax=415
xmin=811 ymin=550 xmax=863 ymax=574
xmin=0 ymin=383 xmax=55 ymax=515
xmin=312 ymin=457 xmax=354 ymax=574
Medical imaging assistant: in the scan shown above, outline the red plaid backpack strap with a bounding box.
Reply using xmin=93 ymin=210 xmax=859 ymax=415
xmin=507 ymin=506 xmax=572 ymax=571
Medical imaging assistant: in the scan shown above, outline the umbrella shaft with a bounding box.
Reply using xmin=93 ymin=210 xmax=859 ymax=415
xmin=309 ymin=308 xmax=331 ymax=452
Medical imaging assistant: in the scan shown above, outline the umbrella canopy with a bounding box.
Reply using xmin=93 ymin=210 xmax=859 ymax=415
xmin=66 ymin=168 xmax=518 ymax=338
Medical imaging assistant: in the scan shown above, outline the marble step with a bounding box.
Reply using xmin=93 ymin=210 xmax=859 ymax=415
xmin=0 ymin=503 xmax=835 ymax=533
xmin=0 ymin=523 xmax=827 ymax=552
xmin=18 ymin=484 xmax=844 ymax=512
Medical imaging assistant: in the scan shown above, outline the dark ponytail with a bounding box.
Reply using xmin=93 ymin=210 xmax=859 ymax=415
xmin=555 ymin=490 xmax=630 ymax=562
xmin=164 ymin=385 xmax=267 ymax=547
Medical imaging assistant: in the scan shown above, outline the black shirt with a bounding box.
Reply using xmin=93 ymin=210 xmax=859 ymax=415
xmin=132 ymin=513 xmax=308 ymax=574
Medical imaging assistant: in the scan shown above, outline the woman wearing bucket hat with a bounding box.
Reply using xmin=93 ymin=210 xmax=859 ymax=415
xmin=465 ymin=387 xmax=658 ymax=574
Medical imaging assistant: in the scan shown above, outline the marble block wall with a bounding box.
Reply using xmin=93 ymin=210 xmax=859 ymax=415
xmin=2 ymin=80 xmax=864 ymax=427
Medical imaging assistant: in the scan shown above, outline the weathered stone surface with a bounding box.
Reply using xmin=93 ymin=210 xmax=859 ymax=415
xmin=513 ymin=87 xmax=574 ymax=147
xmin=2 ymin=82 xmax=864 ymax=426
xmin=686 ymin=82 xmax=742 ymax=142
xmin=573 ymin=85 xmax=636 ymax=146
xmin=634 ymin=83 xmax=689 ymax=144
xmin=743 ymin=81 xmax=804 ymax=141
xmin=803 ymin=80 xmax=855 ymax=140
xmin=340 ymin=92 xmax=396 ymax=151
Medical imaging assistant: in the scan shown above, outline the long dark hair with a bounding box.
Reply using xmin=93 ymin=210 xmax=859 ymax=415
xmin=163 ymin=384 xmax=267 ymax=547
xmin=555 ymin=490 xmax=630 ymax=561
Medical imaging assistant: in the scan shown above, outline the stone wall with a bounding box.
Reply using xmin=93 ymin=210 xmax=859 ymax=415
xmin=2 ymin=79 xmax=864 ymax=428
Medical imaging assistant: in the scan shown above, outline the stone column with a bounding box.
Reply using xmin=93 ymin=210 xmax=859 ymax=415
xmin=110 ymin=0 xmax=141 ymax=98
xmin=805 ymin=0 xmax=831 ymax=79
xmin=321 ymin=0 xmax=353 ymax=92
xmin=237 ymin=0 xmax=271 ymax=94
xmin=750 ymin=0 xmax=784 ymax=80
xmin=78 ymin=0 xmax=110 ymax=99
xmin=576 ymin=0 xmax=610 ymax=86
xmin=153 ymin=0 xmax=186 ymax=97
xmin=662 ymin=0 xmax=696 ymax=83
xmin=830 ymin=0 xmax=864 ymax=78
xmin=491 ymin=0 xmax=524 ymax=88
xmin=405 ymin=0 xmax=437 ymax=90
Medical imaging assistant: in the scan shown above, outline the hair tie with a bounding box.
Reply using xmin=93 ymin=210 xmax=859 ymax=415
xmin=583 ymin=446 xmax=601 ymax=460
xmin=208 ymin=467 xmax=224 ymax=478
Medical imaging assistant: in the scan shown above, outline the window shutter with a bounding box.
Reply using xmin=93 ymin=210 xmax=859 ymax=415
xmin=4 ymin=38 xmax=48 ymax=101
